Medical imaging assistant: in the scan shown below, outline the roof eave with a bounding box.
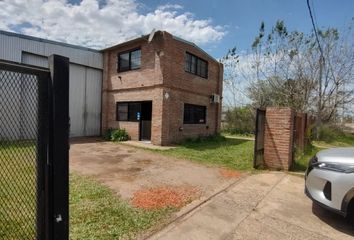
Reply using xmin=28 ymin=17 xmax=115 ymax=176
xmin=0 ymin=30 xmax=101 ymax=53
xmin=172 ymin=35 xmax=219 ymax=63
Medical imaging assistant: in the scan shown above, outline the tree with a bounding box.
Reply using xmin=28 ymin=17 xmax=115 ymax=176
xmin=222 ymin=20 xmax=354 ymax=125
xmin=223 ymin=106 xmax=255 ymax=134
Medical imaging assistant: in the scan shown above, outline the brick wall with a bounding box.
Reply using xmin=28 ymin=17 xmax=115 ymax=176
xmin=159 ymin=32 xmax=223 ymax=144
xmin=101 ymin=31 xmax=223 ymax=145
xmin=161 ymin=88 xmax=219 ymax=144
xmin=263 ymin=107 xmax=295 ymax=170
xmin=161 ymin=32 xmax=222 ymax=97
xmin=104 ymin=88 xmax=164 ymax=145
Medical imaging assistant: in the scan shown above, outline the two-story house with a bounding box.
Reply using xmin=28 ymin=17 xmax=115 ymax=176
xmin=101 ymin=31 xmax=223 ymax=145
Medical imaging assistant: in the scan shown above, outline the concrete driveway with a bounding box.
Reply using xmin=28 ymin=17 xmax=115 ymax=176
xmin=149 ymin=173 xmax=354 ymax=240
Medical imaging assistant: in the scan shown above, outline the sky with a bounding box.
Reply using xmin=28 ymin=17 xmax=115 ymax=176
xmin=0 ymin=0 xmax=352 ymax=59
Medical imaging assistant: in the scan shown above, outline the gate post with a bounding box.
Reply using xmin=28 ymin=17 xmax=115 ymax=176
xmin=48 ymin=55 xmax=70 ymax=240
xmin=37 ymin=72 xmax=50 ymax=240
xmin=263 ymin=107 xmax=295 ymax=170
xmin=254 ymin=109 xmax=266 ymax=169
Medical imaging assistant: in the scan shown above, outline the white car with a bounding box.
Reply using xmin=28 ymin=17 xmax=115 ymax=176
xmin=305 ymin=147 xmax=354 ymax=218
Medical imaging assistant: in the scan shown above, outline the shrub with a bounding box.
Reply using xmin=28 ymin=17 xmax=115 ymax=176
xmin=317 ymin=124 xmax=344 ymax=142
xmin=223 ymin=106 xmax=255 ymax=135
xmin=103 ymin=128 xmax=129 ymax=142
xmin=305 ymin=124 xmax=316 ymax=142
xmin=111 ymin=129 xmax=129 ymax=142
xmin=103 ymin=128 xmax=114 ymax=141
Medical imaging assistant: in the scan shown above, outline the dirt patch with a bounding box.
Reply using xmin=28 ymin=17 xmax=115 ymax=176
xmin=132 ymin=186 xmax=201 ymax=210
xmin=128 ymin=167 xmax=142 ymax=172
xmin=219 ymin=169 xmax=242 ymax=179
xmin=70 ymin=140 xmax=240 ymax=201
xmin=118 ymin=175 xmax=138 ymax=182
xmin=135 ymin=159 xmax=152 ymax=165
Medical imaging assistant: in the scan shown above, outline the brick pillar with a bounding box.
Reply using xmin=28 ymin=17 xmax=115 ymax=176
xmin=101 ymin=51 xmax=110 ymax=134
xmin=264 ymin=107 xmax=295 ymax=170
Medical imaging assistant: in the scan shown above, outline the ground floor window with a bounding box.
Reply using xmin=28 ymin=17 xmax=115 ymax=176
xmin=116 ymin=102 xmax=141 ymax=121
xmin=183 ymin=103 xmax=206 ymax=124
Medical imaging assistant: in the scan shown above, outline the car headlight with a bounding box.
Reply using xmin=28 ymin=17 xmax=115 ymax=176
xmin=306 ymin=156 xmax=318 ymax=177
xmin=313 ymin=162 xmax=354 ymax=173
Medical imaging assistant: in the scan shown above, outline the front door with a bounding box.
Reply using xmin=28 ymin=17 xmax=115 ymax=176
xmin=140 ymin=101 xmax=152 ymax=141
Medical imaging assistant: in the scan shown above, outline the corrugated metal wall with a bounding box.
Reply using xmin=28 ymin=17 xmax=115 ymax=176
xmin=0 ymin=71 xmax=39 ymax=141
xmin=0 ymin=31 xmax=103 ymax=138
xmin=0 ymin=31 xmax=102 ymax=68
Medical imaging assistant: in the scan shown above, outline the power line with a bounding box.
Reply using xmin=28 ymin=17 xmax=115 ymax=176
xmin=311 ymin=0 xmax=319 ymax=32
xmin=307 ymin=0 xmax=325 ymax=130
xmin=306 ymin=0 xmax=324 ymax=60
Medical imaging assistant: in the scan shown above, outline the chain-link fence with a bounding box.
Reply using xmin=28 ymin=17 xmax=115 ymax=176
xmin=0 ymin=68 xmax=42 ymax=239
xmin=0 ymin=56 xmax=70 ymax=240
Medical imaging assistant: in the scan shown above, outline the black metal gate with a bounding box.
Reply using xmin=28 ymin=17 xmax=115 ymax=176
xmin=253 ymin=109 xmax=266 ymax=168
xmin=0 ymin=55 xmax=69 ymax=240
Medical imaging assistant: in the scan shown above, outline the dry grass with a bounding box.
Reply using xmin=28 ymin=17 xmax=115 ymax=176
xmin=132 ymin=186 xmax=200 ymax=210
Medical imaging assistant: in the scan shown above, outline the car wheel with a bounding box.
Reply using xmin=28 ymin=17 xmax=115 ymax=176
xmin=347 ymin=199 xmax=354 ymax=223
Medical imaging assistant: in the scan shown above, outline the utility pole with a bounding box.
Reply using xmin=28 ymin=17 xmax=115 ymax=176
xmin=307 ymin=0 xmax=325 ymax=139
xmin=316 ymin=55 xmax=324 ymax=139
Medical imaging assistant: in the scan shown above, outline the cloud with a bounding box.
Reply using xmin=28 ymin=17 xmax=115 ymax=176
xmin=0 ymin=0 xmax=225 ymax=49
xmin=157 ymin=3 xmax=183 ymax=11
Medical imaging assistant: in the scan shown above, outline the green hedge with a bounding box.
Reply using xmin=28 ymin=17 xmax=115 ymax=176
xmin=103 ymin=128 xmax=130 ymax=142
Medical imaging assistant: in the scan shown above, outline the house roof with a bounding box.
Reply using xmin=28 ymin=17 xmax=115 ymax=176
xmin=0 ymin=29 xmax=218 ymax=62
xmin=171 ymin=35 xmax=217 ymax=62
xmin=101 ymin=30 xmax=218 ymax=62
xmin=99 ymin=33 xmax=151 ymax=52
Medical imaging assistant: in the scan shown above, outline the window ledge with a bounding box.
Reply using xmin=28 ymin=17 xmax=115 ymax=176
xmin=117 ymin=67 xmax=141 ymax=73
xmin=184 ymin=70 xmax=208 ymax=79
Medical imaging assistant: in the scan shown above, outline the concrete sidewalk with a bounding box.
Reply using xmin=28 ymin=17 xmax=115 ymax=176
xmin=148 ymin=172 xmax=354 ymax=240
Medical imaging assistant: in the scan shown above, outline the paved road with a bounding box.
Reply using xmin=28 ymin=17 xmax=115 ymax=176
xmin=149 ymin=172 xmax=354 ymax=240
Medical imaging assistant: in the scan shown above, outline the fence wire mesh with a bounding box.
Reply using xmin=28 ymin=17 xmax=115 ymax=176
xmin=0 ymin=69 xmax=40 ymax=239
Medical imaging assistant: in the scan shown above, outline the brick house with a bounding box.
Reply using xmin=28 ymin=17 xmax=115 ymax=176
xmin=101 ymin=31 xmax=223 ymax=145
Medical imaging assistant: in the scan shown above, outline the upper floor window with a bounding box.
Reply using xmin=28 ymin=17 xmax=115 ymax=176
xmin=185 ymin=52 xmax=208 ymax=78
xmin=118 ymin=48 xmax=141 ymax=72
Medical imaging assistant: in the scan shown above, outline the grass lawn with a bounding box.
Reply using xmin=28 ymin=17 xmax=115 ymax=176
xmin=0 ymin=142 xmax=174 ymax=240
xmin=0 ymin=141 xmax=38 ymax=239
xmin=152 ymin=136 xmax=255 ymax=171
xmin=292 ymin=145 xmax=322 ymax=172
xmin=313 ymin=134 xmax=354 ymax=148
xmin=293 ymin=134 xmax=354 ymax=172
xmin=222 ymin=132 xmax=255 ymax=139
xmin=70 ymin=174 xmax=174 ymax=240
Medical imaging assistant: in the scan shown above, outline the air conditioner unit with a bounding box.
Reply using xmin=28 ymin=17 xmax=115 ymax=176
xmin=210 ymin=94 xmax=220 ymax=103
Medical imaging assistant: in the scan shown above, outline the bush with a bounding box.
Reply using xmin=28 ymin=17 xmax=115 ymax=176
xmin=111 ymin=129 xmax=129 ymax=142
xmin=317 ymin=124 xmax=344 ymax=142
xmin=103 ymin=128 xmax=114 ymax=141
xmin=223 ymin=106 xmax=255 ymax=135
xmin=305 ymin=124 xmax=316 ymax=142
xmin=103 ymin=128 xmax=129 ymax=142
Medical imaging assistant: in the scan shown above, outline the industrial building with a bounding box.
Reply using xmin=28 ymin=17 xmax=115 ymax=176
xmin=0 ymin=30 xmax=223 ymax=145
xmin=0 ymin=30 xmax=103 ymax=137
xmin=101 ymin=31 xmax=223 ymax=145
